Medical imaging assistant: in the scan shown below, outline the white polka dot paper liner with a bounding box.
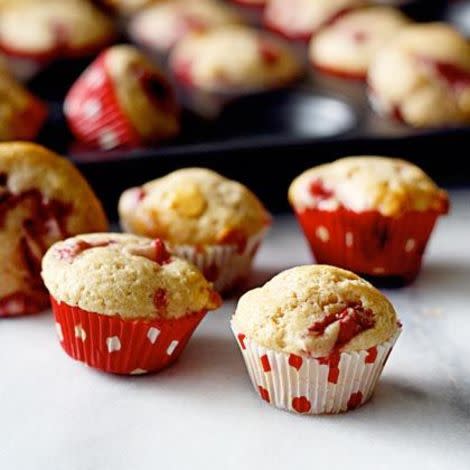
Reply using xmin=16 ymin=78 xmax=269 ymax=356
xmin=50 ymin=297 xmax=208 ymax=375
xmin=170 ymin=230 xmax=268 ymax=295
xmin=64 ymin=52 xmax=142 ymax=150
xmin=292 ymin=207 xmax=445 ymax=284
xmin=232 ymin=322 xmax=401 ymax=414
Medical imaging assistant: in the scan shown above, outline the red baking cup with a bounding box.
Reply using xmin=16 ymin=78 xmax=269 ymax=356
xmin=64 ymin=53 xmax=142 ymax=149
xmin=50 ymin=297 xmax=208 ymax=375
xmin=0 ymin=290 xmax=50 ymax=318
xmin=294 ymin=208 xmax=444 ymax=283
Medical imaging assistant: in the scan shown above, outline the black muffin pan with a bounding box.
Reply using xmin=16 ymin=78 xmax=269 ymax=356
xmin=29 ymin=0 xmax=470 ymax=216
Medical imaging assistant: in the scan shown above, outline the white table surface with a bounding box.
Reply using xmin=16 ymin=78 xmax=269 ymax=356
xmin=1 ymin=190 xmax=469 ymax=470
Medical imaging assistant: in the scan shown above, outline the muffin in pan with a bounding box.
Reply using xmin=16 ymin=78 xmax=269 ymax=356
xmin=42 ymin=234 xmax=221 ymax=375
xmin=0 ymin=0 xmax=115 ymax=71
xmin=310 ymin=6 xmax=409 ymax=80
xmin=64 ymin=45 xmax=179 ymax=150
xmin=119 ymin=168 xmax=271 ymax=294
xmin=0 ymin=143 xmax=108 ymax=317
xmin=232 ymin=265 xmax=401 ymax=414
xmin=264 ymin=0 xmax=367 ymax=42
xmin=288 ymin=156 xmax=449 ymax=285
xmin=170 ymin=25 xmax=301 ymax=93
xmin=129 ymin=0 xmax=243 ymax=55
xmin=368 ymin=23 xmax=470 ymax=127
xmin=0 ymin=65 xmax=47 ymax=140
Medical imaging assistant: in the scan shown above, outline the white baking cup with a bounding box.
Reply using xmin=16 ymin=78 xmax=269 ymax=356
xmin=170 ymin=230 xmax=267 ymax=294
xmin=232 ymin=322 xmax=401 ymax=414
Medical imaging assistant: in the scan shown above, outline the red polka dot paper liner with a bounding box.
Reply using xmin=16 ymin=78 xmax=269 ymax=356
xmin=293 ymin=208 xmax=443 ymax=284
xmin=51 ymin=297 xmax=208 ymax=375
xmin=232 ymin=322 xmax=401 ymax=414
xmin=170 ymin=230 xmax=267 ymax=295
xmin=64 ymin=52 xmax=142 ymax=150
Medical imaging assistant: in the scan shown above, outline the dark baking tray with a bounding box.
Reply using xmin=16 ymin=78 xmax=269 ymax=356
xmin=28 ymin=0 xmax=470 ymax=216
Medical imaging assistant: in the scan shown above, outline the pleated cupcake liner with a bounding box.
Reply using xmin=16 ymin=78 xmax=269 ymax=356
xmin=170 ymin=230 xmax=267 ymax=294
xmin=293 ymin=207 xmax=442 ymax=283
xmin=51 ymin=297 xmax=207 ymax=375
xmin=64 ymin=52 xmax=142 ymax=149
xmin=232 ymin=322 xmax=401 ymax=414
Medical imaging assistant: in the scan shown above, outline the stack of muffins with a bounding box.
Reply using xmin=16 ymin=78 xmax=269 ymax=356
xmin=0 ymin=139 xmax=450 ymax=416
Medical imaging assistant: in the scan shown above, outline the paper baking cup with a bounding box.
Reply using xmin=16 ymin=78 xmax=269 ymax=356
xmin=0 ymin=290 xmax=50 ymax=318
xmin=232 ymin=323 xmax=401 ymax=414
xmin=50 ymin=297 xmax=207 ymax=375
xmin=293 ymin=207 xmax=443 ymax=283
xmin=64 ymin=53 xmax=142 ymax=150
xmin=170 ymin=230 xmax=267 ymax=294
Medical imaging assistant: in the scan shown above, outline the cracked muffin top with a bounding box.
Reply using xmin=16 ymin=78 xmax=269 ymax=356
xmin=119 ymin=168 xmax=271 ymax=246
xmin=288 ymin=156 xmax=449 ymax=216
xmin=232 ymin=264 xmax=400 ymax=357
xmin=42 ymin=234 xmax=221 ymax=320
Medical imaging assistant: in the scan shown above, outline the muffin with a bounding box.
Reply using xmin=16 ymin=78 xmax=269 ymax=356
xmin=64 ymin=45 xmax=179 ymax=150
xmin=42 ymin=234 xmax=221 ymax=374
xmin=129 ymin=0 xmax=243 ymax=55
xmin=232 ymin=265 xmax=401 ymax=414
xmin=264 ymin=0 xmax=367 ymax=42
xmin=368 ymin=23 xmax=470 ymax=127
xmin=119 ymin=168 xmax=271 ymax=293
xmin=169 ymin=25 xmax=301 ymax=94
xmin=0 ymin=142 xmax=108 ymax=317
xmin=288 ymin=156 xmax=449 ymax=284
xmin=310 ymin=6 xmax=409 ymax=80
xmin=0 ymin=66 xmax=47 ymax=140
xmin=0 ymin=0 xmax=115 ymax=76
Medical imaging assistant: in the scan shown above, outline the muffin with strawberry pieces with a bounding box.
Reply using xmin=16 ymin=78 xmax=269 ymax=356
xmin=0 ymin=142 xmax=108 ymax=317
xmin=368 ymin=23 xmax=470 ymax=127
xmin=42 ymin=234 xmax=221 ymax=374
xmin=64 ymin=45 xmax=179 ymax=150
xmin=170 ymin=25 xmax=301 ymax=94
xmin=119 ymin=168 xmax=271 ymax=293
xmin=310 ymin=6 xmax=409 ymax=80
xmin=0 ymin=0 xmax=115 ymax=78
xmin=232 ymin=265 xmax=401 ymax=414
xmin=288 ymin=156 xmax=449 ymax=284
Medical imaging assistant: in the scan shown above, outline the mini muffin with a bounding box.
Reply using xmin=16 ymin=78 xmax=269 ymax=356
xmin=0 ymin=0 xmax=115 ymax=66
xmin=368 ymin=23 xmax=470 ymax=127
xmin=64 ymin=45 xmax=179 ymax=150
xmin=169 ymin=25 xmax=301 ymax=93
xmin=119 ymin=168 xmax=271 ymax=293
xmin=264 ymin=0 xmax=367 ymax=42
xmin=42 ymin=234 xmax=221 ymax=374
xmin=310 ymin=6 xmax=409 ymax=80
xmin=0 ymin=66 xmax=47 ymax=140
xmin=232 ymin=265 xmax=401 ymax=414
xmin=0 ymin=142 xmax=108 ymax=317
xmin=129 ymin=0 xmax=243 ymax=55
xmin=289 ymin=156 xmax=449 ymax=284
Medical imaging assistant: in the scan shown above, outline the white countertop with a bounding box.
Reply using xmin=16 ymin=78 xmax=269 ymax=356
xmin=1 ymin=190 xmax=469 ymax=470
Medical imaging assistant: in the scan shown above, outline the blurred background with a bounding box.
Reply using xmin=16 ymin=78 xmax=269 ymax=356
xmin=1 ymin=0 xmax=469 ymax=217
